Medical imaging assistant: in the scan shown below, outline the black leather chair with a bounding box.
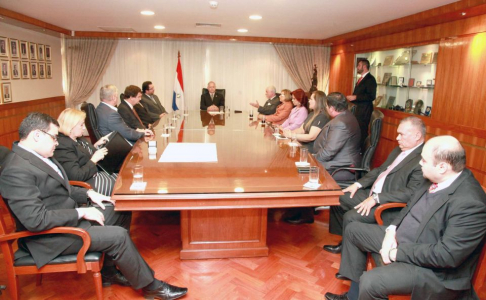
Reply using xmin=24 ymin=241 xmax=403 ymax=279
xmin=331 ymin=109 xmax=384 ymax=188
xmin=80 ymin=102 xmax=102 ymax=145
xmin=201 ymin=88 xmax=226 ymax=99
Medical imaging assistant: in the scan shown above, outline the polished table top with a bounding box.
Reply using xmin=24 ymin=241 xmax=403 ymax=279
xmin=113 ymin=110 xmax=341 ymax=201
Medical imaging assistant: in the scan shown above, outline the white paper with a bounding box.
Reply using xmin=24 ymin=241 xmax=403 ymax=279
xmin=159 ymin=143 xmax=218 ymax=163
xmin=130 ymin=182 xmax=147 ymax=191
xmin=295 ymin=162 xmax=310 ymax=167
xmin=303 ymin=181 xmax=321 ymax=189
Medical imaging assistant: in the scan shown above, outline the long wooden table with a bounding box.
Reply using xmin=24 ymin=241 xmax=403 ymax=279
xmin=112 ymin=110 xmax=342 ymax=259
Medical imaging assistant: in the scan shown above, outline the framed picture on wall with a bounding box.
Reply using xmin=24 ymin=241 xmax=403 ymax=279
xmin=11 ymin=61 xmax=20 ymax=79
xmin=20 ymin=41 xmax=29 ymax=59
xmin=38 ymin=44 xmax=45 ymax=61
xmin=21 ymin=61 xmax=30 ymax=79
xmin=1 ymin=60 xmax=10 ymax=80
xmin=9 ymin=39 xmax=19 ymax=58
xmin=30 ymin=62 xmax=38 ymax=79
xmin=39 ymin=62 xmax=46 ymax=79
xmin=45 ymin=45 xmax=51 ymax=61
xmin=2 ymin=82 xmax=12 ymax=103
xmin=29 ymin=42 xmax=37 ymax=60
xmin=0 ymin=37 xmax=9 ymax=57
xmin=46 ymin=63 xmax=52 ymax=78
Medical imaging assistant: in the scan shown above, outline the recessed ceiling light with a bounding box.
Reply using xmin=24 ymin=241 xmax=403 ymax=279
xmin=237 ymin=29 xmax=248 ymax=33
xmin=141 ymin=10 xmax=154 ymax=16
xmin=209 ymin=1 xmax=218 ymax=8
xmin=249 ymin=15 xmax=262 ymax=20
xmin=127 ymin=38 xmax=131 ymax=40
xmin=462 ymin=12 xmax=466 ymax=16
xmin=154 ymin=25 xmax=165 ymax=30
xmin=230 ymin=39 xmax=237 ymax=41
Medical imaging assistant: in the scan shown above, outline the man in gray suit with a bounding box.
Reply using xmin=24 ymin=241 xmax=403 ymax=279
xmin=140 ymin=81 xmax=167 ymax=123
xmin=325 ymin=135 xmax=486 ymax=300
xmin=0 ymin=112 xmax=187 ymax=299
xmin=250 ymin=86 xmax=280 ymax=115
xmin=324 ymin=116 xmax=427 ymax=255
xmin=314 ymin=92 xmax=362 ymax=181
xmin=96 ymin=85 xmax=152 ymax=145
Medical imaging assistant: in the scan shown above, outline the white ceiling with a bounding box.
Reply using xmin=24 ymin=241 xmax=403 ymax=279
xmin=1 ymin=0 xmax=458 ymax=40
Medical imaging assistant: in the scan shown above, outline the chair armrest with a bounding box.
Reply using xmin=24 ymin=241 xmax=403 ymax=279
xmin=331 ymin=167 xmax=369 ymax=176
xmin=69 ymin=181 xmax=92 ymax=189
xmin=374 ymin=203 xmax=407 ymax=226
xmin=0 ymin=227 xmax=92 ymax=273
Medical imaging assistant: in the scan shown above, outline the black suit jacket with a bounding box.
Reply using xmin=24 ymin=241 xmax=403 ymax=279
xmin=257 ymin=96 xmax=280 ymax=115
xmin=96 ymin=102 xmax=144 ymax=145
xmin=358 ymin=145 xmax=426 ymax=204
xmin=200 ymin=93 xmax=225 ymax=110
xmin=117 ymin=100 xmax=145 ymax=130
xmin=0 ymin=143 xmax=91 ymax=268
xmin=314 ymin=110 xmax=362 ymax=170
xmin=392 ymin=169 xmax=486 ymax=292
xmin=134 ymin=102 xmax=159 ymax=127
xmin=141 ymin=94 xmax=166 ymax=116
xmin=353 ymin=73 xmax=377 ymax=132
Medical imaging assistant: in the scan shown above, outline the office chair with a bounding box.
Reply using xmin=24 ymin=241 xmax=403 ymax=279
xmin=80 ymin=102 xmax=102 ymax=144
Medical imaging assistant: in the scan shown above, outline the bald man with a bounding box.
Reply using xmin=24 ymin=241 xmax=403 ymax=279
xmin=250 ymin=86 xmax=280 ymax=115
xmin=325 ymin=136 xmax=486 ymax=300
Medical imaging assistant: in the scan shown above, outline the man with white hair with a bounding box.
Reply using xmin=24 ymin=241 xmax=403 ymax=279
xmin=250 ymin=86 xmax=280 ymax=115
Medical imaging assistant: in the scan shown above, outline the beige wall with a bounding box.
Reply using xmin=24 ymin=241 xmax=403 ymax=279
xmin=0 ymin=23 xmax=63 ymax=103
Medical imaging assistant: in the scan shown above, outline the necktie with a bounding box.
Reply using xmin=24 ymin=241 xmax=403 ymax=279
xmin=429 ymin=183 xmax=438 ymax=193
xmin=370 ymin=151 xmax=407 ymax=195
xmin=211 ymin=93 xmax=214 ymax=101
xmin=356 ymin=76 xmax=363 ymax=86
xmin=132 ymin=108 xmax=145 ymax=128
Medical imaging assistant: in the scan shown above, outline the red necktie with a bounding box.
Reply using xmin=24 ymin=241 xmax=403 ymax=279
xmin=132 ymin=108 xmax=145 ymax=128
xmin=356 ymin=76 xmax=363 ymax=86
xmin=429 ymin=183 xmax=438 ymax=193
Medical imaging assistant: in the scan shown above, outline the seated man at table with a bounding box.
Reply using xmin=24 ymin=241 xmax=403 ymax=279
xmin=314 ymin=92 xmax=362 ymax=181
xmin=0 ymin=112 xmax=188 ymax=300
xmin=200 ymin=81 xmax=225 ymax=112
xmin=250 ymin=86 xmax=280 ymax=115
xmin=325 ymin=136 xmax=486 ymax=300
xmin=118 ymin=85 xmax=147 ymax=130
xmin=324 ymin=116 xmax=427 ymax=255
xmin=141 ymin=81 xmax=167 ymax=117
xmin=96 ymin=84 xmax=153 ymax=145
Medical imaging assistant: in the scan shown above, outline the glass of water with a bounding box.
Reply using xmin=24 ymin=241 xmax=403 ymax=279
xmin=309 ymin=166 xmax=319 ymax=183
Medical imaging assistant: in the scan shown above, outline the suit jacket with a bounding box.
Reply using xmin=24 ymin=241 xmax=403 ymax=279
xmin=0 ymin=143 xmax=92 ymax=268
xmin=353 ymin=73 xmax=377 ymax=130
xmin=257 ymin=96 xmax=280 ymax=115
xmin=392 ymin=169 xmax=486 ymax=293
xmin=95 ymin=102 xmax=144 ymax=145
xmin=141 ymin=94 xmax=166 ymax=116
xmin=200 ymin=92 xmax=225 ymax=110
xmin=314 ymin=110 xmax=362 ymax=170
xmin=117 ymin=100 xmax=145 ymax=130
xmin=134 ymin=102 xmax=159 ymax=128
xmin=358 ymin=144 xmax=426 ymax=204
xmin=264 ymin=101 xmax=293 ymax=125
xmin=53 ymin=133 xmax=98 ymax=182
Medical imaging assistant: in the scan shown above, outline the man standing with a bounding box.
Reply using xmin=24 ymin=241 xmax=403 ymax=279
xmin=200 ymin=81 xmax=225 ymax=111
xmin=141 ymin=81 xmax=167 ymax=119
xmin=96 ymin=85 xmax=152 ymax=145
xmin=325 ymin=136 xmax=486 ymax=300
xmin=346 ymin=59 xmax=377 ymax=147
xmin=324 ymin=116 xmax=427 ymax=255
xmin=0 ymin=112 xmax=188 ymax=299
xmin=118 ymin=85 xmax=146 ymax=130
xmin=250 ymin=86 xmax=280 ymax=115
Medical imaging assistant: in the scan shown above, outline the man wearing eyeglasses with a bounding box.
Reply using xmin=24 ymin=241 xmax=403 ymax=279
xmin=140 ymin=81 xmax=167 ymax=122
xmin=0 ymin=112 xmax=188 ymax=300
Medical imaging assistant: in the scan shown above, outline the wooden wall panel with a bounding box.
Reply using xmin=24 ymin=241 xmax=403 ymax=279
xmin=0 ymin=96 xmax=65 ymax=148
xmin=328 ymin=51 xmax=354 ymax=95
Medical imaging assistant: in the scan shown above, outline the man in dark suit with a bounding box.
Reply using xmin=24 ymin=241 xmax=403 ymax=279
xmin=118 ymin=85 xmax=146 ymax=130
xmin=325 ymin=136 xmax=486 ymax=300
xmin=95 ymin=85 xmax=152 ymax=145
xmin=346 ymin=59 xmax=377 ymax=147
xmin=0 ymin=112 xmax=188 ymax=299
xmin=140 ymin=81 xmax=167 ymax=122
xmin=314 ymin=92 xmax=362 ymax=181
xmin=250 ymin=86 xmax=280 ymax=115
xmin=324 ymin=116 xmax=427 ymax=255
xmin=200 ymin=81 xmax=225 ymax=111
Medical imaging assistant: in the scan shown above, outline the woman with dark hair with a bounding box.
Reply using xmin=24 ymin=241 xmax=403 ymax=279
xmin=285 ymin=90 xmax=330 ymax=153
xmin=54 ymin=108 xmax=117 ymax=196
xmin=258 ymin=89 xmax=293 ymax=125
xmin=280 ymin=88 xmax=309 ymax=131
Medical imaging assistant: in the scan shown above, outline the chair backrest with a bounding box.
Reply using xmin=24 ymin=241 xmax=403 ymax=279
xmin=350 ymin=104 xmax=357 ymax=116
xmin=80 ymin=102 xmax=102 ymax=144
xmin=202 ymin=88 xmax=226 ymax=99
xmin=360 ymin=109 xmax=384 ymax=172
xmin=120 ymin=93 xmax=125 ymax=102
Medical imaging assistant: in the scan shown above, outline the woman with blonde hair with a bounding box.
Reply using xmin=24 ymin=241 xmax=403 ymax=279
xmin=54 ymin=108 xmax=116 ymax=196
xmin=258 ymin=89 xmax=293 ymax=125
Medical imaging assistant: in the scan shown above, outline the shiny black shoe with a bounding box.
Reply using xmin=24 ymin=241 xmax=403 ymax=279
xmin=142 ymin=281 xmax=188 ymax=300
xmin=325 ymin=292 xmax=348 ymax=300
xmin=102 ymin=271 xmax=131 ymax=287
xmin=335 ymin=272 xmax=349 ymax=280
xmin=323 ymin=241 xmax=342 ymax=254
xmin=284 ymin=214 xmax=314 ymax=225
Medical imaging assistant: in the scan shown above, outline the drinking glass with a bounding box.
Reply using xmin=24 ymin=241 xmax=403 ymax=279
xmin=219 ymin=106 xmax=224 ymax=112
xmin=300 ymin=147 xmax=308 ymax=163
xmin=291 ymin=132 xmax=297 ymax=144
xmin=133 ymin=165 xmax=143 ymax=183
xmin=309 ymin=166 xmax=319 ymax=183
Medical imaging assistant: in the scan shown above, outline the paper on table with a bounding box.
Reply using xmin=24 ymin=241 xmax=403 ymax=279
xmin=159 ymin=143 xmax=218 ymax=163
xmin=303 ymin=181 xmax=321 ymax=189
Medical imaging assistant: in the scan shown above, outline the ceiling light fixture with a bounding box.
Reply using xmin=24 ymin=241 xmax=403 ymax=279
xmin=141 ymin=10 xmax=154 ymax=16
xmin=154 ymin=25 xmax=165 ymax=30
xmin=209 ymin=1 xmax=218 ymax=8
xmin=249 ymin=15 xmax=262 ymax=20
xmin=230 ymin=39 xmax=237 ymax=41
xmin=237 ymin=29 xmax=248 ymax=33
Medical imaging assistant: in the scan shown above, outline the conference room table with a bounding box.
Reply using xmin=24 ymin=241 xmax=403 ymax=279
xmin=112 ymin=110 xmax=343 ymax=259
